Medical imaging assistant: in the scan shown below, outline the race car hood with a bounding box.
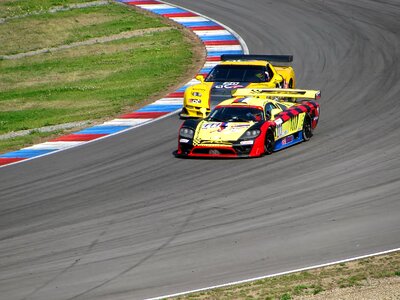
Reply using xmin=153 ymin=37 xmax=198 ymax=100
xmin=194 ymin=120 xmax=253 ymax=144
xmin=209 ymin=82 xmax=278 ymax=106
xmin=209 ymin=82 xmax=250 ymax=106
xmin=186 ymin=81 xmax=276 ymax=110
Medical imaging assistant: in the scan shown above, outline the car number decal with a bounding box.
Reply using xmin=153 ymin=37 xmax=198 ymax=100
xmin=275 ymin=118 xmax=283 ymax=138
xmin=215 ymin=82 xmax=245 ymax=89
xmin=202 ymin=122 xmax=222 ymax=129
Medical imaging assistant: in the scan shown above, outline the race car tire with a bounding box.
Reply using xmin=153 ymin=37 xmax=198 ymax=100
xmin=302 ymin=115 xmax=313 ymax=141
xmin=264 ymin=130 xmax=275 ymax=155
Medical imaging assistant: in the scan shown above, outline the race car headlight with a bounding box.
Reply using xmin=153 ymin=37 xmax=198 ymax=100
xmin=191 ymin=91 xmax=202 ymax=97
xmin=189 ymin=98 xmax=202 ymax=104
xmin=241 ymin=129 xmax=261 ymax=139
xmin=180 ymin=127 xmax=194 ymax=139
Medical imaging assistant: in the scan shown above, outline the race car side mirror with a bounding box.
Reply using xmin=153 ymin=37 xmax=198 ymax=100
xmin=196 ymin=74 xmax=205 ymax=83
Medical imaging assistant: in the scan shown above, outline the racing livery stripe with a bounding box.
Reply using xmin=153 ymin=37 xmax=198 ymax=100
xmin=0 ymin=0 xmax=246 ymax=167
xmin=276 ymin=103 xmax=316 ymax=124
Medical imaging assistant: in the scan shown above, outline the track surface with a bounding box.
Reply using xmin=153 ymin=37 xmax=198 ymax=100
xmin=1 ymin=1 xmax=400 ymax=299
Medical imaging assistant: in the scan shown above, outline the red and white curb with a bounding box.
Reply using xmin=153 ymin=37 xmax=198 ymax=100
xmin=0 ymin=0 xmax=248 ymax=168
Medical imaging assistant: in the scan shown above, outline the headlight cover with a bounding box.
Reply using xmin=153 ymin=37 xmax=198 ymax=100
xmin=240 ymin=129 xmax=261 ymax=140
xmin=180 ymin=127 xmax=194 ymax=139
xmin=191 ymin=91 xmax=202 ymax=97
xmin=189 ymin=98 xmax=202 ymax=104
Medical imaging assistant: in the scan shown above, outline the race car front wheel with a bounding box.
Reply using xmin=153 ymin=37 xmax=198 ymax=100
xmin=264 ymin=131 xmax=275 ymax=155
xmin=302 ymin=115 xmax=313 ymax=141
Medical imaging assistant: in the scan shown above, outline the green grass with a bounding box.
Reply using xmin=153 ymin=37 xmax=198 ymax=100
xmin=0 ymin=3 xmax=166 ymax=55
xmin=0 ymin=0 xmax=200 ymax=153
xmin=0 ymin=130 xmax=67 ymax=151
xmin=170 ymin=251 xmax=400 ymax=300
xmin=0 ymin=30 xmax=193 ymax=133
xmin=0 ymin=0 xmax=93 ymax=18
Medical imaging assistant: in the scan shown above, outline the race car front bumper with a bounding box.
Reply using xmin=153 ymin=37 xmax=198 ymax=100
xmin=175 ymin=143 xmax=258 ymax=158
xmin=179 ymin=106 xmax=210 ymax=119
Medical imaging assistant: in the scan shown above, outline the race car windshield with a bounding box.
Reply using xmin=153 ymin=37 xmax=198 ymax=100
xmin=208 ymin=106 xmax=264 ymax=122
xmin=205 ymin=65 xmax=267 ymax=82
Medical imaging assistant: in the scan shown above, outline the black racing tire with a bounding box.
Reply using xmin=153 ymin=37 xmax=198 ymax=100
xmin=302 ymin=115 xmax=313 ymax=141
xmin=264 ymin=130 xmax=275 ymax=155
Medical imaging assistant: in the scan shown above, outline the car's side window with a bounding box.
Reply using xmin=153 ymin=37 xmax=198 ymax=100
xmin=277 ymin=103 xmax=287 ymax=111
xmin=265 ymin=102 xmax=276 ymax=120
xmin=266 ymin=64 xmax=274 ymax=82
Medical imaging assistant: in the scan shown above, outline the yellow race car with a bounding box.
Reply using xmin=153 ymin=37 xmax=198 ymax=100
xmin=175 ymin=88 xmax=321 ymax=158
xmin=179 ymin=54 xmax=296 ymax=118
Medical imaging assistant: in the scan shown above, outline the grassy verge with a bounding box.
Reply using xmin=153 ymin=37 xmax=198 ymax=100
xmin=0 ymin=0 xmax=93 ymax=19
xmin=170 ymin=251 xmax=400 ymax=300
xmin=0 ymin=130 xmax=71 ymax=151
xmin=0 ymin=3 xmax=166 ymax=56
xmin=0 ymin=1 xmax=203 ymax=153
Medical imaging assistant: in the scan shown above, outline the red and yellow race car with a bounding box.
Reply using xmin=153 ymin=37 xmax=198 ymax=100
xmin=179 ymin=54 xmax=296 ymax=118
xmin=175 ymin=88 xmax=321 ymax=158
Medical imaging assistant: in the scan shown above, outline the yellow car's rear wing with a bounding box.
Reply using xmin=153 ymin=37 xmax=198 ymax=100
xmin=221 ymin=54 xmax=293 ymax=63
xmin=232 ymin=88 xmax=321 ymax=100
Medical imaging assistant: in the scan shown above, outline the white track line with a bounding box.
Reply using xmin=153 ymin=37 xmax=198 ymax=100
xmin=145 ymin=247 xmax=400 ymax=300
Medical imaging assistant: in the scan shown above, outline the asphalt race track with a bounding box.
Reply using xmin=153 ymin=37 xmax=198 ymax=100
xmin=1 ymin=0 xmax=400 ymax=299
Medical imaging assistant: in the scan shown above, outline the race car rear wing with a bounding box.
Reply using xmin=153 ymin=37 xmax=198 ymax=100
xmin=221 ymin=54 xmax=293 ymax=63
xmin=232 ymin=88 xmax=321 ymax=100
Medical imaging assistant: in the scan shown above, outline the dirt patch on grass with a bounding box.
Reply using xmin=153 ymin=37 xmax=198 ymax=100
xmin=296 ymin=277 xmax=400 ymax=300
xmin=170 ymin=252 xmax=400 ymax=300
